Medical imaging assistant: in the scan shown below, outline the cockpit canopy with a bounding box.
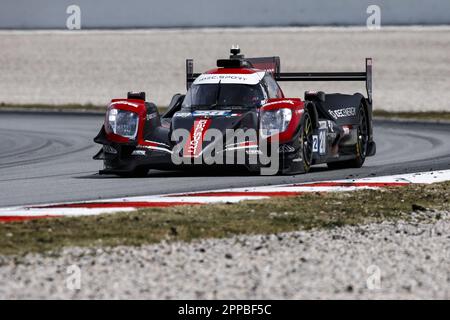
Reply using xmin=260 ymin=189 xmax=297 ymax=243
xmin=181 ymin=83 xmax=267 ymax=110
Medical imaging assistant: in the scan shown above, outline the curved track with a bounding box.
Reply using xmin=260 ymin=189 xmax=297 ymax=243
xmin=0 ymin=112 xmax=449 ymax=207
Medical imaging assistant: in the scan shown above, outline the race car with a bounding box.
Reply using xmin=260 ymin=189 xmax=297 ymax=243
xmin=93 ymin=46 xmax=376 ymax=176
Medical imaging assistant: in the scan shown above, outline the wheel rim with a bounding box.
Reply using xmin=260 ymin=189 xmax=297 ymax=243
xmin=358 ymin=108 xmax=368 ymax=158
xmin=301 ymin=113 xmax=313 ymax=167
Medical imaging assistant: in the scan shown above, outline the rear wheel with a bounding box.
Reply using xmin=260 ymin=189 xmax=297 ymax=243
xmin=327 ymin=106 xmax=368 ymax=169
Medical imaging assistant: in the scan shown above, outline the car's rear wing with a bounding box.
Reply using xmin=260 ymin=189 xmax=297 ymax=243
xmin=186 ymin=57 xmax=373 ymax=103
xmin=275 ymin=58 xmax=373 ymax=103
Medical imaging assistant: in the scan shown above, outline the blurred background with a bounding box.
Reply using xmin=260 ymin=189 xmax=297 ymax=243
xmin=0 ymin=0 xmax=449 ymax=111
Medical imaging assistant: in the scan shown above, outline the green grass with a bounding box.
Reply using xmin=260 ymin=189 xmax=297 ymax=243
xmin=0 ymin=181 xmax=449 ymax=256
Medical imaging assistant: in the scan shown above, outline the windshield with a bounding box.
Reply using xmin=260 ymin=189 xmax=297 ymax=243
xmin=182 ymin=83 xmax=266 ymax=110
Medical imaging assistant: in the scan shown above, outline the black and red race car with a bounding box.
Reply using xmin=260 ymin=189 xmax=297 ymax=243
xmin=94 ymin=46 xmax=376 ymax=176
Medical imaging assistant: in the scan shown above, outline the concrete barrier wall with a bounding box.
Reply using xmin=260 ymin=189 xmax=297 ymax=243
xmin=1 ymin=0 xmax=450 ymax=29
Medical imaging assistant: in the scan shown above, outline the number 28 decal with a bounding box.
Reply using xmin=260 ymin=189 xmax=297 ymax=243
xmin=312 ymin=130 xmax=326 ymax=155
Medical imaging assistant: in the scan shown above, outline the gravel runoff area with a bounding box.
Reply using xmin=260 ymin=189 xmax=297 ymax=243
xmin=1 ymin=27 xmax=450 ymax=111
xmin=0 ymin=211 xmax=449 ymax=299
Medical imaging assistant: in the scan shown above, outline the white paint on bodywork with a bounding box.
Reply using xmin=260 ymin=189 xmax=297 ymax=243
xmin=193 ymin=72 xmax=265 ymax=85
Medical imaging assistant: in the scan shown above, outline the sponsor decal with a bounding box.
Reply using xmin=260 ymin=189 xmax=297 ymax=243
xmin=131 ymin=150 xmax=146 ymax=156
xmin=193 ymin=72 xmax=265 ymax=85
xmin=193 ymin=110 xmax=232 ymax=117
xmin=328 ymin=107 xmax=356 ymax=120
xmin=173 ymin=112 xmax=192 ymax=118
xmin=184 ymin=119 xmax=211 ymax=157
xmin=174 ymin=111 xmax=240 ymax=118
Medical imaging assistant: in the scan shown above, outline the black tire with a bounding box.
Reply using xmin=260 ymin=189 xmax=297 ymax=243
xmin=281 ymin=109 xmax=314 ymax=174
xmin=327 ymin=105 xmax=369 ymax=170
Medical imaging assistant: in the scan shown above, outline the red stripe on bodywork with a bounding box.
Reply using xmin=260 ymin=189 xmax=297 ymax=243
xmin=183 ymin=118 xmax=212 ymax=157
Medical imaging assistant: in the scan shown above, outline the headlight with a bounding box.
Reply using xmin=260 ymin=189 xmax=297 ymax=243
xmin=106 ymin=108 xmax=139 ymax=139
xmin=260 ymin=108 xmax=292 ymax=137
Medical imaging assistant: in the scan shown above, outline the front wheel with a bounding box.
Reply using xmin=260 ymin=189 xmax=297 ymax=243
xmin=281 ymin=110 xmax=314 ymax=175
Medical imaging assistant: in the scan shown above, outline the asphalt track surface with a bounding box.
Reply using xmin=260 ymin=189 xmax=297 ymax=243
xmin=0 ymin=111 xmax=449 ymax=208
